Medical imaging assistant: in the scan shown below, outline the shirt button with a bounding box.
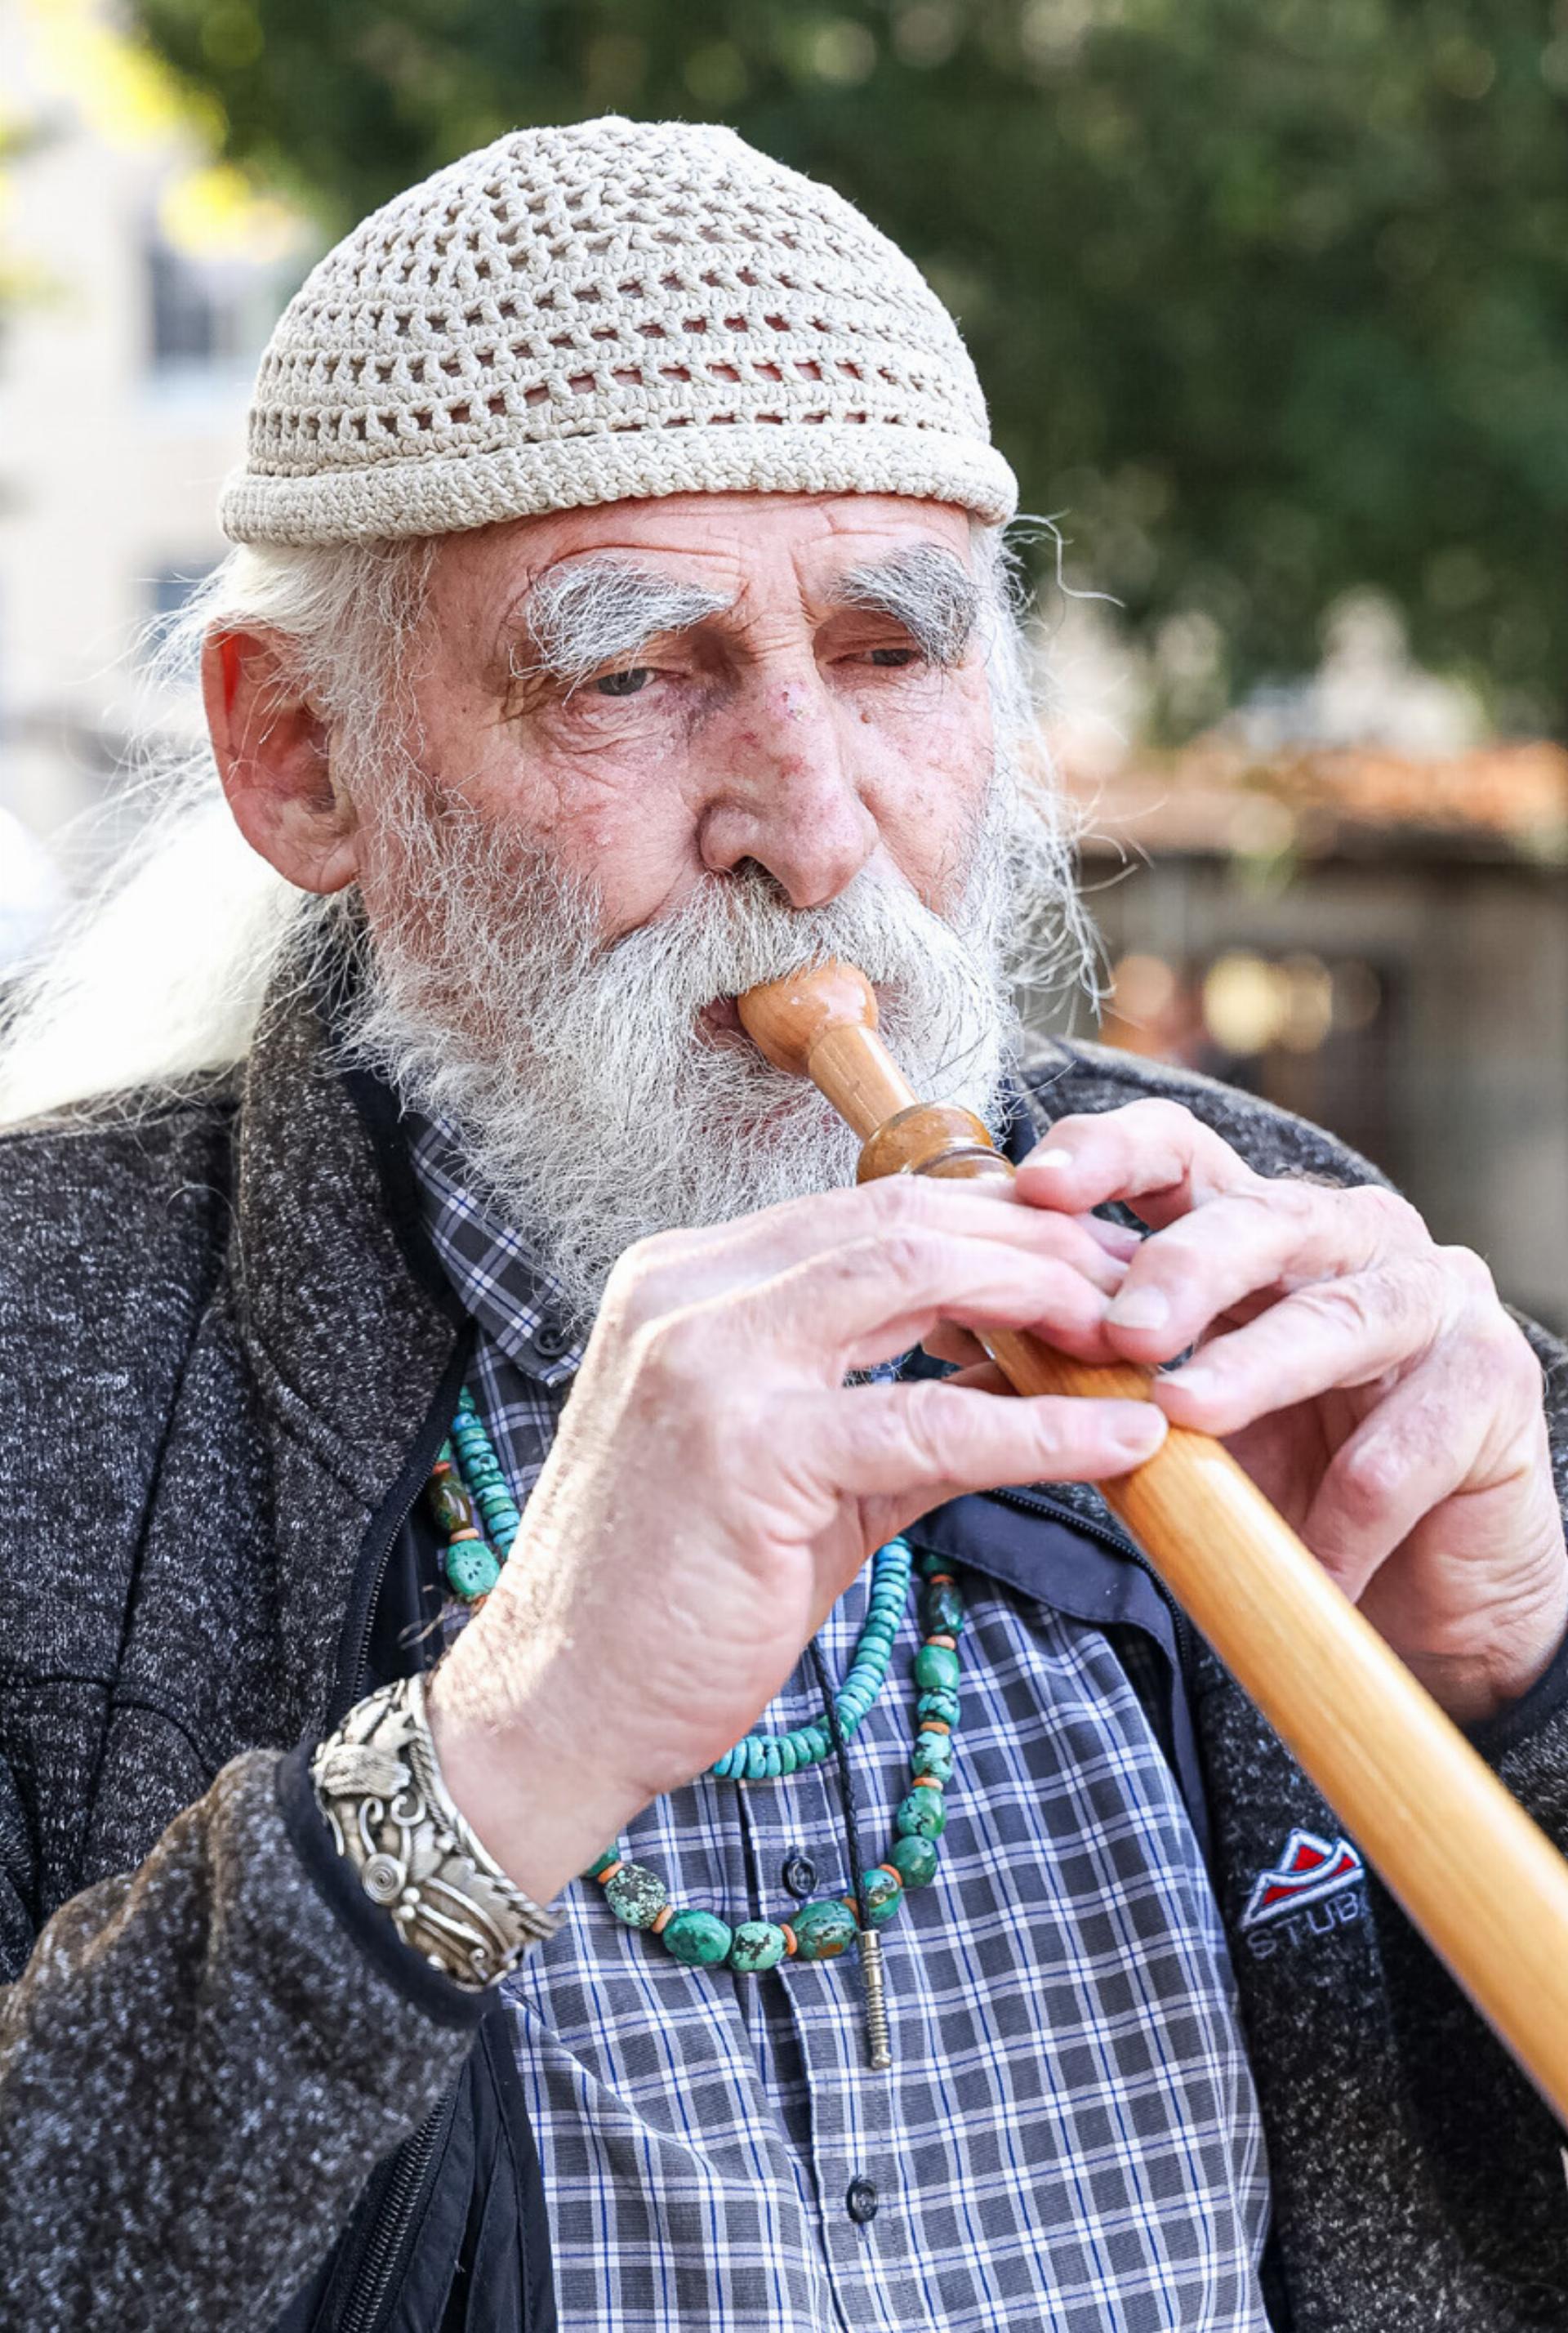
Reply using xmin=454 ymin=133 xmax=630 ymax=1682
xmin=845 ymin=2177 xmax=879 ymax=2225
xmin=532 ymin=1320 xmax=572 ymax=1363
xmin=781 ymin=1853 xmax=817 ymax=1899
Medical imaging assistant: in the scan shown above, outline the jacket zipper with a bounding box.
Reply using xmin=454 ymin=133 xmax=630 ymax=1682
xmin=336 ymin=2087 xmax=457 ymax=2333
xmin=329 ymin=1327 xmax=477 ymax=2331
xmin=328 ymin=1326 xmax=476 ymax=1727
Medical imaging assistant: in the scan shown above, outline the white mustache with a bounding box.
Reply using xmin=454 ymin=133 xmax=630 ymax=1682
xmin=338 ymin=768 xmax=1053 ymax=1331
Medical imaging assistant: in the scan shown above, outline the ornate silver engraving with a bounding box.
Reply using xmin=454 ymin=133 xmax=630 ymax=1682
xmin=310 ymin=1673 xmax=560 ymax=1988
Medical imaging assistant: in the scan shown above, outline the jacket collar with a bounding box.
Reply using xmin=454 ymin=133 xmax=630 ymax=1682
xmin=229 ymin=962 xmax=463 ymax=1733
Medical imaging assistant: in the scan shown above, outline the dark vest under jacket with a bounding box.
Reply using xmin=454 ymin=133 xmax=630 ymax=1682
xmin=3 ymin=980 xmax=1568 ymax=2333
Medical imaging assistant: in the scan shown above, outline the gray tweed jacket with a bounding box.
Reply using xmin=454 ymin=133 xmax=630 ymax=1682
xmin=2 ymin=975 xmax=1568 ymax=2332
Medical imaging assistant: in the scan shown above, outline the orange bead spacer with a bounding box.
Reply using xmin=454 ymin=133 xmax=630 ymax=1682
xmin=431 ymin=1458 xmax=452 ymax=1476
xmin=782 ymin=1924 xmax=799 ymax=1958
xmin=596 ymin=1860 xmax=625 ymax=1885
xmin=451 ymin=1528 xmax=481 ymax=1543
xmin=877 ymin=1864 xmax=903 ymax=1889
xmin=927 ymin=1572 xmax=955 ymax=1587
xmin=922 ymin=1720 xmax=951 ymax=1735
xmin=651 ymin=1905 xmax=674 ymax=1934
xmin=913 ymin=1775 xmax=944 ymax=1791
xmin=927 ymin=1633 xmax=957 ymax=1652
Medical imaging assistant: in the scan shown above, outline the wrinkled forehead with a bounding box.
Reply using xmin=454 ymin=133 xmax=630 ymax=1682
xmin=442 ymin=488 xmax=975 ymax=607
xmin=421 ymin=491 xmax=991 ymax=688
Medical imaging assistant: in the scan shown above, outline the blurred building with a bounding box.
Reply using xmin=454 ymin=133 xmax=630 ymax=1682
xmin=0 ymin=0 xmax=308 ymax=959
xmin=1 ymin=4 xmax=1561 ymax=1338
xmin=1067 ymin=738 xmax=1568 ymax=1335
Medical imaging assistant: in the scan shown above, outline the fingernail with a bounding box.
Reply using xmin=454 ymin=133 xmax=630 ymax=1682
xmin=1111 ymin=1407 xmax=1167 ymax=1461
xmin=1027 ymin=1145 xmax=1076 ymax=1172
xmin=1166 ymin=1363 xmax=1215 ymax=1398
xmin=1106 ymin=1286 xmax=1170 ymax=1332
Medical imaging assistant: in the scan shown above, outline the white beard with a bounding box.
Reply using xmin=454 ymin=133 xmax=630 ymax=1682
xmin=340 ymin=772 xmax=1046 ymax=1332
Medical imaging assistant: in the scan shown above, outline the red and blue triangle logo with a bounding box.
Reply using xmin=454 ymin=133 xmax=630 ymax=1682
xmin=1240 ymin=1827 xmax=1365 ymax=1931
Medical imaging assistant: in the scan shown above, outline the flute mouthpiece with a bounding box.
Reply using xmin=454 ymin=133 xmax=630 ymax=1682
xmin=736 ymin=961 xmax=879 ymax=1078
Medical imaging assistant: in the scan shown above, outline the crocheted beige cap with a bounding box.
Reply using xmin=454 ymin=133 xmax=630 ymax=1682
xmin=220 ymin=117 xmax=1017 ymax=546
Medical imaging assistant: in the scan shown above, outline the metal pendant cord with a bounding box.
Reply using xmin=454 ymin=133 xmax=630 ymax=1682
xmin=808 ymin=1635 xmax=893 ymax=2073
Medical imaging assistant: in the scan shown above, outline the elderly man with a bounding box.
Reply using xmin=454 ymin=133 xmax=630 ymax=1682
xmin=2 ymin=116 xmax=1566 ymax=2333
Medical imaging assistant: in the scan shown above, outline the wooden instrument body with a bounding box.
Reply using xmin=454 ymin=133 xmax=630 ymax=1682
xmin=739 ymin=961 xmax=1568 ymax=2126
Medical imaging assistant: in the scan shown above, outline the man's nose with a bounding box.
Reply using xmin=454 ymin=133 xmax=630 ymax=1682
xmin=697 ymin=676 xmax=879 ymax=910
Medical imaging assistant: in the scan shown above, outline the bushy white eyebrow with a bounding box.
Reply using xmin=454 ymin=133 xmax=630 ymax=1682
xmin=515 ymin=539 xmax=977 ymax=697
xmin=519 ymin=557 xmax=733 ymax=692
xmin=835 ymin=543 xmax=980 ymax=667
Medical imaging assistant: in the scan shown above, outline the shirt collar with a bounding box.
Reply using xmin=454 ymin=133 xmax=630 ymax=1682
xmin=407 ymin=1116 xmax=585 ymax=1385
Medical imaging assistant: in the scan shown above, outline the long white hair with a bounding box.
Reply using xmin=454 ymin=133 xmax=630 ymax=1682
xmin=0 ymin=520 xmax=1085 ymax=1130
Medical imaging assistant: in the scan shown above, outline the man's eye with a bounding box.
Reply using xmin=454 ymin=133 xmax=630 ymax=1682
xmin=869 ymin=647 xmax=917 ymax=668
xmin=594 ymin=667 xmax=653 ymax=698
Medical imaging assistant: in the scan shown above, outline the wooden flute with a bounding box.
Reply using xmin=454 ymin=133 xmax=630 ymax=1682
xmin=738 ymin=957 xmax=1568 ymax=2124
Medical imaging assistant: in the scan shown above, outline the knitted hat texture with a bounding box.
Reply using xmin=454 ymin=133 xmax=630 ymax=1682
xmin=220 ymin=117 xmax=1018 ymax=545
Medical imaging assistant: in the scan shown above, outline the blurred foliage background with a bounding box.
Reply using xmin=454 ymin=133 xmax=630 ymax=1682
xmin=127 ymin=0 xmax=1568 ymax=738
xmin=6 ymin=0 xmax=1568 ymax=1321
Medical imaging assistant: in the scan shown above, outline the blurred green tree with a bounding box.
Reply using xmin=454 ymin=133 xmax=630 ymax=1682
xmin=127 ymin=0 xmax=1568 ymax=732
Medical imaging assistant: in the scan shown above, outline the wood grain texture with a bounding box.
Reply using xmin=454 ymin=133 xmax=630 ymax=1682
xmin=992 ymin=1320 xmax=1568 ymax=2126
xmin=738 ymin=959 xmax=1568 ymax=2124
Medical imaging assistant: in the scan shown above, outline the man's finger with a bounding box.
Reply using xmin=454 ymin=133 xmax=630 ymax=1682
xmin=721 ymin=1232 xmax=1120 ymax=1371
xmin=613 ymin=1175 xmax=1129 ymax=1325
xmin=803 ymin=1378 xmax=1167 ymax=1511
xmin=1296 ymin=1362 xmax=1496 ymax=1603
xmin=1149 ymin=1259 xmax=1447 ymax=1437
xmin=1015 ymin=1098 xmax=1259 ymax=1228
xmin=1103 ymin=1184 xmax=1427 ymax=1368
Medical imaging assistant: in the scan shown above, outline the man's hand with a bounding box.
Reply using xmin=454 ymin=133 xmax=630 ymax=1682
xmin=426 ymin=1175 xmax=1163 ymax=1903
xmin=1012 ymin=1100 xmax=1568 ymax=1727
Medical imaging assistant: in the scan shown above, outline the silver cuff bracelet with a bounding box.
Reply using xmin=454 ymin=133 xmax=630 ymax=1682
xmin=310 ymin=1672 xmax=560 ymax=1989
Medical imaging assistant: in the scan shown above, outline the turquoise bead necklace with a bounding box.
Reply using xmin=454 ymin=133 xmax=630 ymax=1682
xmin=432 ymin=1398 xmax=969 ymax=2070
xmin=434 ymin=1395 xmax=915 ymax=1783
xmin=708 ymin=1532 xmax=913 ymax=1782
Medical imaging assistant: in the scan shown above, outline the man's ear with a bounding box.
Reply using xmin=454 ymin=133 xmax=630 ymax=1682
xmin=201 ymin=628 xmax=360 ymax=894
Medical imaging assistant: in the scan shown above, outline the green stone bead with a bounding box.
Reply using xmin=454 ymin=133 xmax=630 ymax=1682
xmin=604 ymin=1862 xmax=668 ymax=1929
xmin=914 ymin=1641 xmax=960 ymax=1693
xmin=443 ymin=1540 xmax=501 ymax=1600
xmin=857 ymin=1867 xmax=903 ymax=1926
xmin=911 ymin=1731 xmax=955 ymax=1784
xmin=917 ymin=1688 xmax=960 ymax=1729
xmin=583 ymin=1849 xmax=619 ymax=1880
xmin=427 ymin=1475 xmax=474 ymax=1534
xmin=662 ymin=1908 xmax=733 ymax=1966
xmin=728 ymin=1920 xmax=789 ymax=1974
xmin=921 ymin=1581 xmax=966 ymax=1637
xmin=896 ymin=1787 xmax=947 ymax=1840
xmin=916 ymin=1547 xmax=949 ymax=1579
xmin=889 ymin=1834 xmax=939 ymax=1888
xmin=791 ymin=1898 xmax=858 ymax=1961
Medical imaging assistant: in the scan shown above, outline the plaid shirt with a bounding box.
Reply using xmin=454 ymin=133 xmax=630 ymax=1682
xmin=412 ymin=1121 xmax=1272 ymax=2331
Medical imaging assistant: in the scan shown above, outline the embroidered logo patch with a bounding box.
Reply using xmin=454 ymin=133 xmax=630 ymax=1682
xmin=1239 ymin=1828 xmax=1365 ymax=1959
